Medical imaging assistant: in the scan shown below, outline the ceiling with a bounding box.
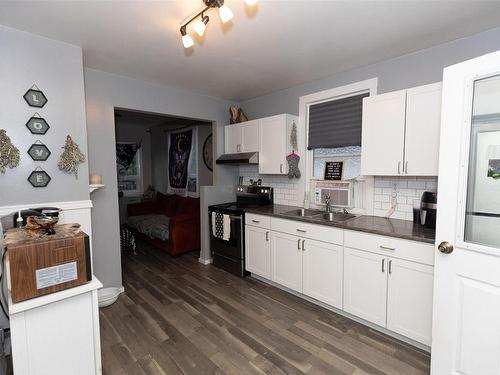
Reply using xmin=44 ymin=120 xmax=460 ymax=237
xmin=1 ymin=1 xmax=500 ymax=101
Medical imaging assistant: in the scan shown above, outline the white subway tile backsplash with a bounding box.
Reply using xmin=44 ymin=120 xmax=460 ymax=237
xmin=372 ymin=176 xmax=438 ymax=221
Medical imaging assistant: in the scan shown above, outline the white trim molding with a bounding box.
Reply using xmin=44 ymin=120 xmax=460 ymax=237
xmin=0 ymin=199 xmax=93 ymax=216
xmin=198 ymin=257 xmax=213 ymax=265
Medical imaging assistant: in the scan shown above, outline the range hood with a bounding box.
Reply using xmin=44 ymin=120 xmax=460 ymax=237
xmin=216 ymin=152 xmax=259 ymax=165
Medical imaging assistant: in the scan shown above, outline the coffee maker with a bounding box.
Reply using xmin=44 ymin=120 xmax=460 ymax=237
xmin=420 ymin=191 xmax=437 ymax=229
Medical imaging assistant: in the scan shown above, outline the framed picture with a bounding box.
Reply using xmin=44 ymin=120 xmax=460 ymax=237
xmin=28 ymin=142 xmax=51 ymax=161
xmin=28 ymin=169 xmax=51 ymax=187
xmin=116 ymin=142 xmax=142 ymax=195
xmin=324 ymin=161 xmax=343 ymax=180
xmin=26 ymin=115 xmax=50 ymax=135
xmin=23 ymin=88 xmax=48 ymax=108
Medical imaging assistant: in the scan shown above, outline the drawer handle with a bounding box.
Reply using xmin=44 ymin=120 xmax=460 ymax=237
xmin=297 ymin=239 xmax=301 ymax=250
xmin=379 ymin=245 xmax=396 ymax=251
xmin=296 ymin=229 xmax=307 ymax=233
xmin=252 ymin=220 xmax=260 ymax=224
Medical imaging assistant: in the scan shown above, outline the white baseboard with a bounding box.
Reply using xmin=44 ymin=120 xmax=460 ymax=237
xmin=198 ymin=257 xmax=213 ymax=265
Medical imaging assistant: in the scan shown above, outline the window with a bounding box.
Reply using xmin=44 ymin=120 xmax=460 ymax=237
xmin=302 ymin=79 xmax=377 ymax=181
xmin=116 ymin=142 xmax=142 ymax=195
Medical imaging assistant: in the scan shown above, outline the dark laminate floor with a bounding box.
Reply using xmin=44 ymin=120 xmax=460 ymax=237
xmin=100 ymin=241 xmax=431 ymax=375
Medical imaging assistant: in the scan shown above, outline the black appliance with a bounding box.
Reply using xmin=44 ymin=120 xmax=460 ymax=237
xmin=209 ymin=185 xmax=273 ymax=277
xmin=420 ymin=191 xmax=437 ymax=229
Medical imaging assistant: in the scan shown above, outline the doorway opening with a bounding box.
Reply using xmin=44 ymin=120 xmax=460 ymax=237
xmin=114 ymin=108 xmax=213 ymax=259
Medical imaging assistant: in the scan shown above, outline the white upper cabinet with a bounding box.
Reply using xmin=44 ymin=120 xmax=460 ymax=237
xmin=404 ymin=82 xmax=442 ymax=175
xmin=223 ymin=114 xmax=297 ymax=174
xmin=361 ymin=90 xmax=407 ymax=175
xmin=361 ymin=82 xmax=442 ymax=176
xmin=224 ymin=120 xmax=259 ymax=154
xmin=259 ymin=114 xmax=292 ymax=175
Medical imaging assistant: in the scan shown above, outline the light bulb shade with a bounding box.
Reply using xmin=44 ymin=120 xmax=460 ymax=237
xmin=245 ymin=0 xmax=258 ymax=5
xmin=193 ymin=16 xmax=209 ymax=36
xmin=182 ymin=34 xmax=194 ymax=48
xmin=218 ymin=5 xmax=233 ymax=23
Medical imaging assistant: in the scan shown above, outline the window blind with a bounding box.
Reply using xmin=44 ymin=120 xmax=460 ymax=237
xmin=307 ymin=92 xmax=369 ymax=149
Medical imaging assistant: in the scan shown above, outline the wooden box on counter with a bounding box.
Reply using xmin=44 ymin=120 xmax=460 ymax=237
xmin=4 ymin=224 xmax=92 ymax=303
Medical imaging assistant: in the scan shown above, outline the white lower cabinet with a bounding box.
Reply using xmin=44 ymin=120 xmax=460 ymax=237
xmin=386 ymin=258 xmax=434 ymax=346
xmin=302 ymin=239 xmax=343 ymax=309
xmin=244 ymin=216 xmax=434 ymax=347
xmin=271 ymin=231 xmax=302 ymax=292
xmin=344 ymin=247 xmax=388 ymax=327
xmin=245 ymin=225 xmax=271 ymax=279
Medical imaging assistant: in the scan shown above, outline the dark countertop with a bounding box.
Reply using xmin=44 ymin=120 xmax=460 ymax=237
xmin=244 ymin=204 xmax=435 ymax=244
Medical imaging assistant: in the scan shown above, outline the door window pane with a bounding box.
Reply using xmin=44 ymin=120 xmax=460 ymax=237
xmin=465 ymin=75 xmax=500 ymax=248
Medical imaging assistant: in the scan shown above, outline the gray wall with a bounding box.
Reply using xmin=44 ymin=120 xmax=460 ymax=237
xmin=84 ymin=68 xmax=237 ymax=289
xmin=240 ymin=27 xmax=500 ymax=118
xmin=0 ymin=25 xmax=89 ymax=205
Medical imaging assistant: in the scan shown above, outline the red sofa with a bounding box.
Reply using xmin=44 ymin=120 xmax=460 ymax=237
xmin=126 ymin=192 xmax=200 ymax=256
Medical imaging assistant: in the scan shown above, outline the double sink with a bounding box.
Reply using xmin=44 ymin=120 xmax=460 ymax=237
xmin=283 ymin=208 xmax=356 ymax=222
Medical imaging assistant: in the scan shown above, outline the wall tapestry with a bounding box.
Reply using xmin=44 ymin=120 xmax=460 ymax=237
xmin=116 ymin=142 xmax=142 ymax=175
xmin=58 ymin=135 xmax=85 ymax=178
xmin=0 ymin=129 xmax=20 ymax=174
xmin=168 ymin=128 xmax=198 ymax=197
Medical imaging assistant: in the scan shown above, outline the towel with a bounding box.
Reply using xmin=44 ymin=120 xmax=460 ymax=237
xmin=212 ymin=212 xmax=231 ymax=241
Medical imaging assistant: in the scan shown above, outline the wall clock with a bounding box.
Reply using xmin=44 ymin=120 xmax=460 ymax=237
xmin=202 ymin=134 xmax=213 ymax=172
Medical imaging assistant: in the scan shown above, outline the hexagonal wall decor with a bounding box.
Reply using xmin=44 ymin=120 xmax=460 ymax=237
xmin=28 ymin=143 xmax=51 ymax=161
xmin=23 ymin=88 xmax=47 ymax=108
xmin=26 ymin=116 xmax=50 ymax=135
xmin=28 ymin=170 xmax=51 ymax=188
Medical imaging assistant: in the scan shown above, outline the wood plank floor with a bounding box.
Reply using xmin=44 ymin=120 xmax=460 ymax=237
xmin=100 ymin=241 xmax=431 ymax=375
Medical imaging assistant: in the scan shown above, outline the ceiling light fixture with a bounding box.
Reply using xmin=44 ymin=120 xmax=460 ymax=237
xmin=180 ymin=26 xmax=194 ymax=48
xmin=180 ymin=0 xmax=257 ymax=49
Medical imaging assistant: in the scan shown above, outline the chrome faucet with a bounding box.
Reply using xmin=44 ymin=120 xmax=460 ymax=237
xmin=325 ymin=194 xmax=332 ymax=213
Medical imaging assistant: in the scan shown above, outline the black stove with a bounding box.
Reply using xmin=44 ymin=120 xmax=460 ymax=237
xmin=208 ymin=185 xmax=273 ymax=277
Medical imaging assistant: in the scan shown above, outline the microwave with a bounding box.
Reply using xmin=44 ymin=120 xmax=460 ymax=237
xmin=311 ymin=180 xmax=353 ymax=208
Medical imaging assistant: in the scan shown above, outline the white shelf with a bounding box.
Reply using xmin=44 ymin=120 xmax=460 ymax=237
xmin=89 ymin=184 xmax=105 ymax=193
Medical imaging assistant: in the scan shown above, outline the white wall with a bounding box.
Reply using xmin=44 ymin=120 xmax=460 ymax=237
xmin=84 ymin=69 xmax=237 ymax=289
xmin=0 ymin=25 xmax=89 ymax=204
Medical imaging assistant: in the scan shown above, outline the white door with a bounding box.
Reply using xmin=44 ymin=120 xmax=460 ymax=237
xmin=432 ymin=51 xmax=500 ymax=374
xmin=241 ymin=120 xmax=260 ymax=152
xmin=361 ymin=90 xmax=406 ymax=175
xmin=404 ymin=82 xmax=442 ymax=176
xmin=302 ymin=239 xmax=343 ymax=309
xmin=259 ymin=115 xmax=287 ymax=175
xmin=271 ymin=231 xmax=302 ymax=292
xmin=245 ymin=225 xmax=271 ymax=278
xmin=224 ymin=125 xmax=242 ymax=153
xmin=344 ymin=247 xmax=387 ymax=326
xmin=386 ymin=258 xmax=434 ymax=346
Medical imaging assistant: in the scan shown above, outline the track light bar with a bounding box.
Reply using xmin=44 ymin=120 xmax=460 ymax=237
xmin=180 ymin=0 xmax=257 ymax=49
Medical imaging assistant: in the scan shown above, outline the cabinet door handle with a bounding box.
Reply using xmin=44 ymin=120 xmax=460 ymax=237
xmin=405 ymin=161 xmax=408 ymax=174
xmin=296 ymin=229 xmax=306 ymax=233
xmin=265 ymin=231 xmax=269 ymax=242
xmin=251 ymin=220 xmax=260 ymax=224
xmin=302 ymin=240 xmax=305 ymax=251
xmin=297 ymin=239 xmax=301 ymax=250
xmin=381 ymin=258 xmax=385 ymax=273
xmin=398 ymin=161 xmax=401 ymax=174
xmin=379 ymin=245 xmax=396 ymax=251
xmin=388 ymin=260 xmax=392 ymax=274
xmin=280 ymin=164 xmax=283 ymax=173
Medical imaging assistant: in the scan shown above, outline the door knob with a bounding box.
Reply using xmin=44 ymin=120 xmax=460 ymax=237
xmin=438 ymin=241 xmax=454 ymax=254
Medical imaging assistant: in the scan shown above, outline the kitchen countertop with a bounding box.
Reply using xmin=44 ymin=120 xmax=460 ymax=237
xmin=244 ymin=204 xmax=435 ymax=244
